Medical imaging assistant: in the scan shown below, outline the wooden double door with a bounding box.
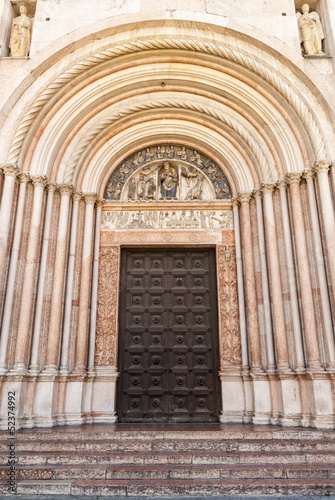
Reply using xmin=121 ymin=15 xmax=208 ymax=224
xmin=117 ymin=248 xmax=221 ymax=422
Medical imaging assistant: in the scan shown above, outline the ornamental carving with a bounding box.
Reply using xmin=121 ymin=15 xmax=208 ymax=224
xmin=95 ymin=246 xmax=120 ymax=366
xmin=216 ymin=244 xmax=241 ymax=367
xmin=104 ymin=145 xmax=231 ymax=201
xmin=101 ymin=209 xmax=234 ymax=231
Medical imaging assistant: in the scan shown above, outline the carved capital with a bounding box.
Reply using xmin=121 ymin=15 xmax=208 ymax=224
xmin=314 ymin=160 xmax=331 ymax=174
xmin=261 ymin=183 xmax=275 ymax=194
xmin=84 ymin=193 xmax=98 ymax=205
xmin=276 ymin=179 xmax=287 ymax=190
xmin=252 ymin=189 xmax=262 ymax=200
xmin=238 ymin=192 xmax=252 ymax=203
xmin=19 ymin=172 xmax=30 ymax=184
xmin=231 ymin=197 xmax=240 ymax=207
xmin=302 ymin=168 xmax=315 ymax=181
xmin=285 ymin=172 xmax=302 ymax=185
xmin=58 ymin=184 xmax=74 ymax=196
xmin=47 ymin=182 xmax=57 ymax=192
xmin=31 ymin=175 xmax=48 ymax=187
xmin=96 ymin=199 xmax=105 ymax=208
xmin=72 ymin=191 xmax=83 ymax=202
xmin=2 ymin=164 xmax=20 ymax=178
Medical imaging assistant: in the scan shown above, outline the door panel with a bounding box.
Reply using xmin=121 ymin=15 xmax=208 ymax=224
xmin=118 ymin=248 xmax=220 ymax=422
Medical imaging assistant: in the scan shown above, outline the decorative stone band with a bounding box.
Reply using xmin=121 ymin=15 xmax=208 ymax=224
xmin=101 ymin=209 xmax=234 ymax=231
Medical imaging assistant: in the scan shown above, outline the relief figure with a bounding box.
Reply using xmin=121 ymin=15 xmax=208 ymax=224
xmin=159 ymin=163 xmax=178 ymax=199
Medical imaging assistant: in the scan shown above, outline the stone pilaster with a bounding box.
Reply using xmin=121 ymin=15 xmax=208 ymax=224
xmin=13 ymin=175 xmax=47 ymax=371
xmin=74 ymin=193 xmax=97 ymax=372
xmin=286 ymin=172 xmax=321 ymax=371
xmin=239 ymin=193 xmax=262 ymax=372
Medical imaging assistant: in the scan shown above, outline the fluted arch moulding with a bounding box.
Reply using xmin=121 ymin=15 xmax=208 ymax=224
xmin=3 ymin=23 xmax=333 ymax=193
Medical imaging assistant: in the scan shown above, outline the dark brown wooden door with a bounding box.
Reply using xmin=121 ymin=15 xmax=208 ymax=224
xmin=117 ymin=248 xmax=220 ymax=422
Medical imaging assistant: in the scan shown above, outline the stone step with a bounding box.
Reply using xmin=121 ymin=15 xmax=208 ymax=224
xmin=4 ymin=477 xmax=335 ymax=497
xmin=5 ymin=427 xmax=335 ymax=443
xmin=1 ymin=449 xmax=335 ymax=466
xmin=3 ymin=437 xmax=335 ymax=453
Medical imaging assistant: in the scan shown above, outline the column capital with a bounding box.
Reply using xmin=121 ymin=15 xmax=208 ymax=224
xmin=58 ymin=184 xmax=74 ymax=196
xmin=314 ymin=160 xmax=331 ymax=174
xmin=276 ymin=179 xmax=287 ymax=190
xmin=72 ymin=191 xmax=83 ymax=202
xmin=231 ymin=197 xmax=240 ymax=207
xmin=19 ymin=172 xmax=30 ymax=184
xmin=84 ymin=193 xmax=98 ymax=205
xmin=238 ymin=192 xmax=252 ymax=203
xmin=252 ymin=189 xmax=262 ymax=199
xmin=47 ymin=182 xmax=57 ymax=192
xmin=31 ymin=175 xmax=48 ymax=187
xmin=96 ymin=199 xmax=105 ymax=208
xmin=1 ymin=164 xmax=20 ymax=178
xmin=302 ymin=168 xmax=315 ymax=181
xmin=286 ymin=172 xmax=302 ymax=185
xmin=261 ymin=182 xmax=275 ymax=194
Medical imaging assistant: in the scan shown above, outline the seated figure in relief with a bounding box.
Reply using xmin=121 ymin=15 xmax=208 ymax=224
xmin=9 ymin=5 xmax=32 ymax=57
xmin=296 ymin=4 xmax=325 ymax=56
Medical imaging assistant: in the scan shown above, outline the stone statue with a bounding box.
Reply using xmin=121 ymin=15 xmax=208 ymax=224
xmin=9 ymin=5 xmax=32 ymax=57
xmin=159 ymin=163 xmax=178 ymax=199
xmin=297 ymin=4 xmax=325 ymax=56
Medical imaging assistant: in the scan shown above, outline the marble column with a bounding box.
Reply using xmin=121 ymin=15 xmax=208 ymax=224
xmin=286 ymin=172 xmax=321 ymax=370
xmin=314 ymin=161 xmax=335 ymax=306
xmin=253 ymin=190 xmax=275 ymax=371
xmin=262 ymin=183 xmax=290 ymax=372
xmin=0 ymin=164 xmax=19 ymax=289
xmin=29 ymin=183 xmax=57 ymax=372
xmin=239 ymin=193 xmax=262 ymax=372
xmin=304 ymin=169 xmax=335 ymax=367
xmin=59 ymin=191 xmax=82 ymax=373
xmin=232 ymin=199 xmax=249 ymax=370
xmin=13 ymin=176 xmax=47 ymax=371
xmin=88 ymin=201 xmax=103 ymax=372
xmin=74 ymin=193 xmax=97 ymax=372
xmin=44 ymin=185 xmax=73 ymax=371
xmin=0 ymin=173 xmax=30 ymax=372
xmin=277 ymin=180 xmax=305 ymax=371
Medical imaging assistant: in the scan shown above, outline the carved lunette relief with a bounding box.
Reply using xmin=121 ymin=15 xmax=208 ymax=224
xmin=104 ymin=144 xmax=231 ymax=201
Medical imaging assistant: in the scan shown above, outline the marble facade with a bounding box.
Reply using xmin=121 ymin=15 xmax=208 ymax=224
xmin=0 ymin=0 xmax=335 ymax=429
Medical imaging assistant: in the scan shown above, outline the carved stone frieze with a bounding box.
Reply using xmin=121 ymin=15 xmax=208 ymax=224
xmin=101 ymin=209 xmax=234 ymax=231
xmin=104 ymin=144 xmax=231 ymax=201
xmin=95 ymin=246 xmax=120 ymax=366
xmin=216 ymin=245 xmax=241 ymax=367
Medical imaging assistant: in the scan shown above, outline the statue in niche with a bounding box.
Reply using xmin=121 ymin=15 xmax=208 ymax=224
xmin=9 ymin=5 xmax=32 ymax=57
xmin=159 ymin=163 xmax=178 ymax=199
xmin=296 ymin=4 xmax=325 ymax=56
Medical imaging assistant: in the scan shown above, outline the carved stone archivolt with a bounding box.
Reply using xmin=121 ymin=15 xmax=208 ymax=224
xmin=216 ymin=243 xmax=241 ymax=367
xmin=104 ymin=145 xmax=231 ymax=202
xmin=101 ymin=209 xmax=234 ymax=231
xmin=95 ymin=246 xmax=120 ymax=366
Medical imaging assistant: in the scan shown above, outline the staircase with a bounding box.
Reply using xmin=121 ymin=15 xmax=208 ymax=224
xmin=1 ymin=423 xmax=335 ymax=496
